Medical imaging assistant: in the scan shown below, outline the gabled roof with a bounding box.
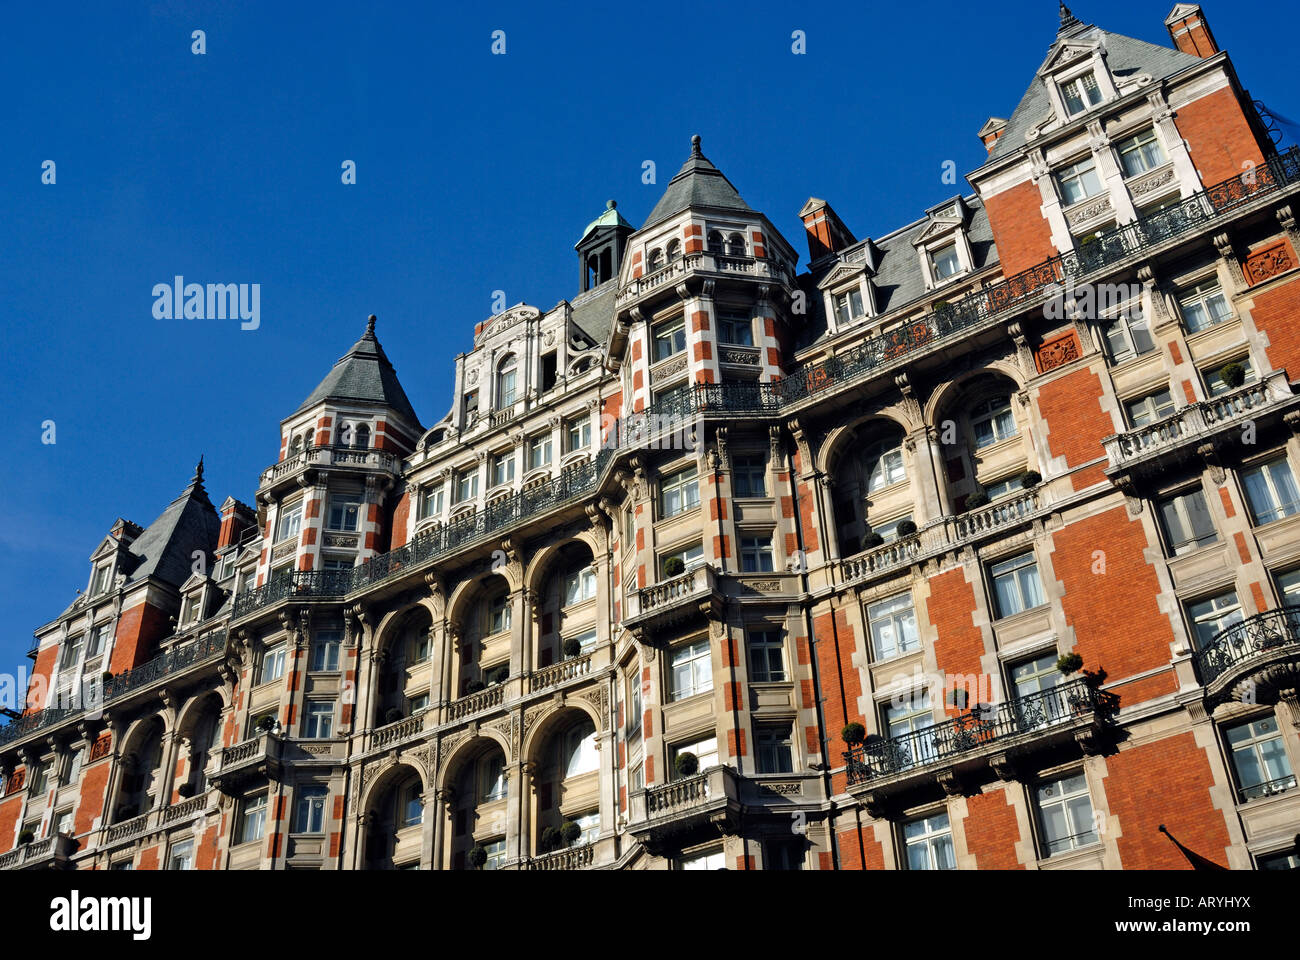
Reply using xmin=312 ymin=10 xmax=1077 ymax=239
xmin=121 ymin=459 xmax=221 ymax=589
xmin=642 ymin=135 xmax=755 ymax=229
xmin=294 ymin=315 xmax=422 ymax=428
xmin=985 ymin=15 xmax=1204 ymax=163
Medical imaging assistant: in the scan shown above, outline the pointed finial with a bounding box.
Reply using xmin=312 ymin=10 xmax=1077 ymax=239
xmin=1058 ymin=2 xmax=1081 ymax=32
xmin=691 ymin=134 xmax=702 ymax=157
xmin=366 ymin=314 xmax=377 ymax=336
xmin=193 ymin=455 xmax=204 ymax=484
xmin=606 ymin=199 xmax=616 ymax=210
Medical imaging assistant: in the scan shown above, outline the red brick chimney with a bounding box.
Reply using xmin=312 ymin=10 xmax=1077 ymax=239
xmin=979 ymin=118 xmax=1009 ymax=155
xmin=1165 ymin=3 xmax=1218 ymax=58
xmin=798 ymin=198 xmax=856 ymax=264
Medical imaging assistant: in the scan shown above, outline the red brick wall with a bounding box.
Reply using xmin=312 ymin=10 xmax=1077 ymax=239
xmin=0 ymin=795 xmax=22 ymax=854
xmin=982 ymin=179 xmax=1054 ymax=276
xmin=926 ymin=568 xmax=987 ymax=714
xmin=390 ymin=490 xmax=411 ymax=550
xmin=1035 ymin=367 xmax=1111 ymax=491
xmin=813 ymin=606 xmax=860 ymax=793
xmin=109 ymin=600 xmax=172 ymax=673
xmin=1250 ymin=275 xmax=1300 ymax=382
xmin=26 ymin=645 xmax=56 ymax=711
xmin=962 ymin=789 xmax=1024 ymax=869
xmin=74 ymin=762 xmax=111 ymax=836
xmin=1176 ymin=85 xmax=1266 ymax=187
xmin=1103 ymin=733 xmax=1230 ymax=869
xmin=1051 ymin=506 xmax=1176 ymax=687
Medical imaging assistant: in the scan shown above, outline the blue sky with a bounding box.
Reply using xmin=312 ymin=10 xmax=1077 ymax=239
xmin=0 ymin=0 xmax=1292 ymax=670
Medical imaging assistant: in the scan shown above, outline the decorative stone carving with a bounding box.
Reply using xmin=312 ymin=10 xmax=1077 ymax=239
xmin=1034 ymin=329 xmax=1082 ymax=373
xmin=1244 ymin=238 xmax=1296 ymax=286
xmin=1128 ymin=165 xmax=1176 ymax=199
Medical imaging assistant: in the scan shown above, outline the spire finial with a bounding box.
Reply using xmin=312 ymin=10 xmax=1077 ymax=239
xmin=690 ymin=134 xmax=702 ymax=157
xmin=606 ymin=199 xmax=616 ymax=210
xmin=366 ymin=314 xmax=377 ymax=336
xmin=193 ymin=455 xmax=204 ymax=484
xmin=1058 ymin=2 xmax=1081 ymax=32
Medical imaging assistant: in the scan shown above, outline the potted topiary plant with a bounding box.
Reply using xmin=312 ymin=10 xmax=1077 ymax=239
xmin=562 ymin=636 xmax=582 ymax=660
xmin=1021 ymin=470 xmax=1042 ymax=489
xmin=841 ymin=723 xmax=865 ymax=747
xmin=177 ymin=782 xmax=196 ymax=799
xmin=17 ymin=829 xmax=34 ymax=845
xmin=947 ymin=688 xmax=969 ymax=709
xmin=861 ymin=531 xmax=885 ymax=549
xmin=467 ymin=845 xmax=488 ymax=870
xmin=540 ymin=826 xmax=561 ymax=852
xmin=965 ymin=490 xmax=989 ymax=510
xmin=256 ymin=715 xmax=276 ymax=734
xmin=560 ymin=820 xmax=582 ymax=847
xmin=674 ymin=751 xmax=699 ymax=778
xmin=465 ymin=680 xmax=485 ymax=695
xmin=662 ymin=556 xmax=686 ymax=578
xmin=102 ymin=671 xmax=113 ymax=683
xmin=384 ymin=707 xmax=404 ymax=724
xmin=1056 ymin=652 xmax=1084 ymax=675
xmin=1219 ymin=362 xmax=1246 ymax=389
xmin=896 ymin=519 xmax=918 ymax=537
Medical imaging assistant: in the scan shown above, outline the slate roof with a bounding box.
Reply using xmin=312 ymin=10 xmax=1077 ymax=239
xmin=797 ymin=196 xmax=998 ymax=351
xmin=294 ymin=316 xmax=422 ymax=428
xmin=123 ymin=461 xmax=220 ymax=589
xmin=987 ymin=19 xmax=1204 ymax=163
xmin=642 ymin=135 xmax=755 ymax=229
xmin=569 ymin=280 xmax=617 ymax=346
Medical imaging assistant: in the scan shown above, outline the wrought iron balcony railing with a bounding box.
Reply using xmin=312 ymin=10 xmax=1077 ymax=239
xmin=1239 ymin=774 xmax=1297 ymax=803
xmin=234 ymin=449 xmax=615 ymax=619
xmin=844 ymin=678 xmax=1114 ymax=786
xmin=103 ymin=632 xmax=227 ymax=702
xmin=0 ymin=708 xmax=81 ymax=747
xmin=1195 ymin=606 xmax=1300 ymax=688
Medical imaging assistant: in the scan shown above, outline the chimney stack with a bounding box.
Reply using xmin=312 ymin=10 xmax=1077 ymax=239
xmin=1165 ymin=4 xmax=1218 ymax=58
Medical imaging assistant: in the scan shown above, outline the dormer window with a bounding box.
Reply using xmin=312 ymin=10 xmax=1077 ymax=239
xmin=1056 ymin=156 xmax=1103 ymax=206
xmin=495 ymin=354 xmax=518 ymax=409
xmin=91 ymin=564 xmax=113 ymax=595
xmin=833 ymin=288 xmax=865 ymax=326
xmin=1116 ymin=128 xmax=1167 ymax=179
xmin=354 ymin=424 xmax=370 ymax=449
xmin=180 ymin=595 xmax=197 ymax=625
xmin=930 ymin=244 xmax=962 ymax=281
xmin=1060 ymin=70 xmax=1103 ymax=117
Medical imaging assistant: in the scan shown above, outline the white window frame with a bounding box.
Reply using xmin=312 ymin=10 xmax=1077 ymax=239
xmin=668 ymin=638 xmax=712 ymax=702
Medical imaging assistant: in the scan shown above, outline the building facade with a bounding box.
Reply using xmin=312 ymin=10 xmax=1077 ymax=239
xmin=4 ymin=3 xmax=1300 ymax=871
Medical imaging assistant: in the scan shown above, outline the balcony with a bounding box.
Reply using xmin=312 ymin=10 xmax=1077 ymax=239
xmin=616 ymin=253 xmax=793 ymax=307
xmin=524 ymin=842 xmax=595 ymax=870
xmin=626 ymin=765 xmax=742 ymax=854
xmin=843 ymin=678 xmax=1116 ymax=814
xmin=211 ymin=733 xmax=283 ymax=794
xmin=232 ymin=569 xmax=355 ymax=619
xmin=1195 ymin=606 xmax=1300 ymax=707
xmin=0 ymin=707 xmax=80 ymax=748
xmin=445 ymin=684 xmax=505 ymax=722
xmin=529 ymin=653 xmax=592 ymax=693
xmin=103 ymin=632 xmax=227 ymax=704
xmin=258 ymin=444 xmax=401 ymax=495
xmin=1103 ymin=371 xmax=1300 ymax=481
xmin=368 ymin=710 xmax=428 ymax=751
xmin=0 ymin=833 xmax=77 ymax=870
xmin=623 ymin=564 xmax=723 ymax=640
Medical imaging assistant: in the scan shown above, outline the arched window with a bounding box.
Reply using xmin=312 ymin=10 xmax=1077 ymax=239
xmin=354 ymin=424 xmax=371 ymax=449
xmin=970 ymin=396 xmax=1016 ymax=449
xmin=290 ymin=434 xmax=304 ymax=456
xmin=647 ymin=248 xmax=664 ymax=272
xmin=562 ymin=720 xmax=599 ymax=777
xmin=496 ymin=354 xmax=518 ymax=409
xmin=726 ymin=232 xmax=746 ymax=256
xmin=478 ymin=753 xmax=506 ymax=801
xmin=666 ymin=239 xmax=681 ymax=261
xmin=707 ymin=230 xmax=724 ymax=253
xmin=865 ymin=437 xmax=906 ymax=491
